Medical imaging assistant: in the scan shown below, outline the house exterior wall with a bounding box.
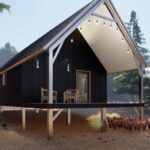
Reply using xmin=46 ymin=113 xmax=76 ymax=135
xmin=0 ymin=67 xmax=21 ymax=105
xmin=0 ymin=29 xmax=107 ymax=105
xmin=53 ymin=29 xmax=107 ymax=103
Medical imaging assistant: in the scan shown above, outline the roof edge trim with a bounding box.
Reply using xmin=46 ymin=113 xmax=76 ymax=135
xmin=0 ymin=0 xmax=106 ymax=75
xmin=43 ymin=0 xmax=106 ymax=50
xmin=0 ymin=49 xmax=45 ymax=75
xmin=105 ymin=0 xmax=147 ymax=68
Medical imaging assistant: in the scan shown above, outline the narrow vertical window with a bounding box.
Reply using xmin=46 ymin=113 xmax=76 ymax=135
xmin=2 ymin=73 xmax=7 ymax=86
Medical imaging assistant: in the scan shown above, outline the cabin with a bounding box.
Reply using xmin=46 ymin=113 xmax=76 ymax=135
xmin=0 ymin=0 xmax=147 ymax=137
xmin=0 ymin=29 xmax=107 ymax=106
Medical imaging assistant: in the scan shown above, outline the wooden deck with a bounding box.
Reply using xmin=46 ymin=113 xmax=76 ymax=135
xmin=0 ymin=102 xmax=144 ymax=109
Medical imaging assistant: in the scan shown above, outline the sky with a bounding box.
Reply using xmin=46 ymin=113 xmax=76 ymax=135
xmin=0 ymin=0 xmax=150 ymax=52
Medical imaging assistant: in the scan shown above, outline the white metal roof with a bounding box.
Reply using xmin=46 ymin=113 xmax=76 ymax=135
xmin=78 ymin=3 xmax=142 ymax=73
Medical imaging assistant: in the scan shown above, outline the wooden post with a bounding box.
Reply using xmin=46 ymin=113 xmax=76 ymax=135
xmin=47 ymin=42 xmax=65 ymax=138
xmin=67 ymin=109 xmax=71 ymax=125
xmin=47 ymin=48 xmax=54 ymax=138
xmin=101 ymin=108 xmax=106 ymax=131
xmin=139 ymin=107 xmax=144 ymax=120
xmin=139 ymin=66 xmax=144 ymax=120
xmin=47 ymin=109 xmax=53 ymax=138
xmin=22 ymin=108 xmax=26 ymax=130
xmin=35 ymin=108 xmax=39 ymax=114
xmin=0 ymin=106 xmax=3 ymax=113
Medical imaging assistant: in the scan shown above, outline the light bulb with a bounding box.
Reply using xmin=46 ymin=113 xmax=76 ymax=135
xmin=67 ymin=64 xmax=70 ymax=72
xmin=70 ymin=38 xmax=74 ymax=43
xmin=116 ymin=27 xmax=119 ymax=32
xmin=109 ymin=24 xmax=112 ymax=29
xmin=36 ymin=59 xmax=39 ymax=69
xmin=103 ymin=21 xmax=106 ymax=27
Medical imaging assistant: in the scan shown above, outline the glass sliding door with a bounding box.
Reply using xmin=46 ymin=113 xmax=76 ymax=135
xmin=76 ymin=70 xmax=91 ymax=103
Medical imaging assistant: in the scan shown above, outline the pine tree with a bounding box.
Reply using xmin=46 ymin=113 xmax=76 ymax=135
xmin=113 ymin=11 xmax=150 ymax=103
xmin=127 ymin=11 xmax=150 ymax=63
xmin=0 ymin=2 xmax=10 ymax=13
xmin=0 ymin=43 xmax=17 ymax=67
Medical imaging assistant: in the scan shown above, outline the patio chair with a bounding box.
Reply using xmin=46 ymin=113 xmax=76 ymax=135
xmin=41 ymin=87 xmax=57 ymax=103
xmin=76 ymin=92 xmax=87 ymax=103
xmin=63 ymin=89 xmax=77 ymax=103
xmin=63 ymin=89 xmax=87 ymax=103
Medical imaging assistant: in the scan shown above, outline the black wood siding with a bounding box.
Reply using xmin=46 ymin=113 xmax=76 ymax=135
xmin=53 ymin=30 xmax=107 ymax=103
xmin=21 ymin=53 xmax=48 ymax=103
xmin=0 ymin=29 xmax=107 ymax=105
xmin=0 ymin=67 xmax=21 ymax=105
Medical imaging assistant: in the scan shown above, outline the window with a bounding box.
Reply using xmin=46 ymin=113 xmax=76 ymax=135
xmin=2 ymin=73 xmax=7 ymax=86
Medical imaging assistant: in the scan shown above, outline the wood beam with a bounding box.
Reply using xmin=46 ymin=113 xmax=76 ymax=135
xmin=47 ymin=109 xmax=53 ymax=138
xmin=67 ymin=109 xmax=71 ymax=125
xmin=53 ymin=41 xmax=65 ymax=63
xmin=22 ymin=108 xmax=26 ymax=130
xmin=101 ymin=108 xmax=106 ymax=130
xmin=53 ymin=109 xmax=64 ymax=122
xmin=0 ymin=106 xmax=3 ymax=113
xmin=0 ymin=48 xmax=45 ymax=76
xmin=5 ymin=102 xmax=144 ymax=109
xmin=92 ymin=12 xmax=115 ymax=22
xmin=47 ymin=48 xmax=54 ymax=138
xmin=35 ymin=108 xmax=39 ymax=114
xmin=139 ymin=66 xmax=144 ymax=120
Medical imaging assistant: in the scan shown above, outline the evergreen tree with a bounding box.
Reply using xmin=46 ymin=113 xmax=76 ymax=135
xmin=0 ymin=43 xmax=17 ymax=67
xmin=129 ymin=11 xmax=145 ymax=45
xmin=113 ymin=11 xmax=150 ymax=102
xmin=127 ymin=11 xmax=150 ymax=63
xmin=0 ymin=2 xmax=10 ymax=13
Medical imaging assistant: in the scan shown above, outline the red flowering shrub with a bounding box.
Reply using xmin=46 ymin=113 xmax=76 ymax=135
xmin=107 ymin=117 xmax=150 ymax=131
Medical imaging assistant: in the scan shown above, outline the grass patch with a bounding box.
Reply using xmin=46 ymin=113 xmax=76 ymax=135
xmin=87 ymin=112 xmax=120 ymax=132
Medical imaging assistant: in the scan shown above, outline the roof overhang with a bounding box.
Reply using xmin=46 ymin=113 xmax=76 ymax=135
xmin=77 ymin=1 xmax=147 ymax=74
xmin=0 ymin=0 xmax=147 ymax=75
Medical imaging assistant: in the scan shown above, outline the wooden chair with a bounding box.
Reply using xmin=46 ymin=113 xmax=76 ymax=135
xmin=41 ymin=87 xmax=57 ymax=103
xmin=64 ymin=89 xmax=86 ymax=103
xmin=63 ymin=89 xmax=77 ymax=103
xmin=76 ymin=92 xmax=87 ymax=103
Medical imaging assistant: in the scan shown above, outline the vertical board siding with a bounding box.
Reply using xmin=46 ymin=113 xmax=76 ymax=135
xmin=53 ymin=29 xmax=107 ymax=103
xmin=0 ymin=67 xmax=21 ymax=105
xmin=0 ymin=29 xmax=107 ymax=105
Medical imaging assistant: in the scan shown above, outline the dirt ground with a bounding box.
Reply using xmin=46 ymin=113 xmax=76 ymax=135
xmin=0 ymin=109 xmax=150 ymax=150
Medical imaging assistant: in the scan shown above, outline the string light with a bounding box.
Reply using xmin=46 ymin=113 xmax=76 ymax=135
xmin=83 ymin=16 xmax=123 ymax=34
xmin=80 ymin=17 xmax=130 ymax=55
xmin=79 ymin=26 xmax=82 ymax=31
xmin=116 ymin=27 xmax=119 ymax=32
xmin=103 ymin=21 xmax=106 ymax=27
xmin=109 ymin=23 xmax=112 ymax=29
xmin=96 ymin=19 xmax=99 ymax=24
xmin=127 ymin=49 xmax=130 ymax=54
xmin=67 ymin=64 xmax=70 ymax=72
xmin=70 ymin=38 xmax=74 ymax=43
